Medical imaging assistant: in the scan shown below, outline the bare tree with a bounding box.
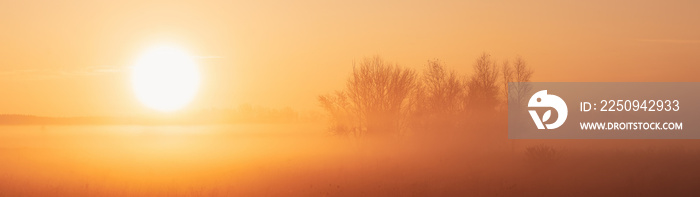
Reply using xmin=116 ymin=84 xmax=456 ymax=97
xmin=318 ymin=91 xmax=358 ymax=137
xmin=466 ymin=53 xmax=500 ymax=113
xmin=319 ymin=56 xmax=418 ymax=138
xmin=506 ymin=56 xmax=534 ymax=109
xmin=421 ymin=59 xmax=464 ymax=114
xmin=411 ymin=59 xmax=464 ymax=135
xmin=501 ymin=60 xmax=513 ymax=101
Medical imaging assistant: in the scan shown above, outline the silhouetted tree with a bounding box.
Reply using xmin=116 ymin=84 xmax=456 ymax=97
xmin=503 ymin=56 xmax=534 ymax=108
xmin=318 ymin=91 xmax=357 ymax=137
xmin=411 ymin=59 xmax=464 ymax=135
xmin=466 ymin=53 xmax=500 ymax=113
xmin=320 ymin=54 xmax=533 ymax=139
xmin=319 ymin=56 xmax=418 ymax=138
xmin=501 ymin=60 xmax=513 ymax=101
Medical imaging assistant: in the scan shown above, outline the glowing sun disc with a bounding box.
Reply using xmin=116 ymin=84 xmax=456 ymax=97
xmin=131 ymin=45 xmax=200 ymax=111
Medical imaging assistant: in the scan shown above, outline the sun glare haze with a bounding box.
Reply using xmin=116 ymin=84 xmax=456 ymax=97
xmin=131 ymin=45 xmax=200 ymax=112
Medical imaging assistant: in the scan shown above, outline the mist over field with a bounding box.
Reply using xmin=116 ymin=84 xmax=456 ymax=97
xmin=3 ymin=123 xmax=700 ymax=196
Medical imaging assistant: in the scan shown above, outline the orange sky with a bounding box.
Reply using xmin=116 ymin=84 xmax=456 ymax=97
xmin=1 ymin=0 xmax=699 ymax=116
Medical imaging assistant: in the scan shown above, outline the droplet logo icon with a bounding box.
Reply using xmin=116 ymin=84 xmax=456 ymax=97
xmin=528 ymin=90 xmax=568 ymax=129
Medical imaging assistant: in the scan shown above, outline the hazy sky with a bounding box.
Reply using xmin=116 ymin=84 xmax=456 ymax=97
xmin=1 ymin=0 xmax=699 ymax=116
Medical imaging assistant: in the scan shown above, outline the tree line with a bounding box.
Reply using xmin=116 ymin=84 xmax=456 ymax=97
xmin=318 ymin=53 xmax=533 ymax=139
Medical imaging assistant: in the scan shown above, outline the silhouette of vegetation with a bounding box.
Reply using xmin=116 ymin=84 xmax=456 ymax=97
xmin=525 ymin=144 xmax=560 ymax=166
xmin=319 ymin=56 xmax=418 ymax=138
xmin=503 ymin=56 xmax=534 ymax=109
xmin=318 ymin=91 xmax=357 ymax=137
xmin=320 ymin=53 xmax=534 ymax=138
xmin=410 ymin=59 xmax=464 ymax=135
xmin=466 ymin=53 xmax=500 ymax=114
xmin=501 ymin=59 xmax=513 ymax=103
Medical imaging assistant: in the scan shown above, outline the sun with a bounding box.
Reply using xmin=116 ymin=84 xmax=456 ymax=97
xmin=131 ymin=45 xmax=200 ymax=112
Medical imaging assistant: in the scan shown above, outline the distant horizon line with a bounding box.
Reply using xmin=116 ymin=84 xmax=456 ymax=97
xmin=0 ymin=112 xmax=321 ymax=126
